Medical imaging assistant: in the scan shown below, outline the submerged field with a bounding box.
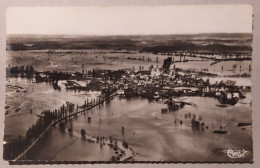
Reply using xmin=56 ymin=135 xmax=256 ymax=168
xmin=20 ymin=95 xmax=252 ymax=162
xmin=4 ymin=77 xmax=101 ymax=142
xmin=6 ymin=49 xmax=252 ymax=76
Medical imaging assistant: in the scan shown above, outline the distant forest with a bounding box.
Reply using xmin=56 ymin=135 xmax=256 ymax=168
xmin=6 ymin=33 xmax=252 ymax=54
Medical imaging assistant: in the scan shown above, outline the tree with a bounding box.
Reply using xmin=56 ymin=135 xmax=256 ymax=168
xmin=162 ymin=57 xmax=172 ymax=73
xmin=148 ymin=64 xmax=154 ymax=71
xmin=81 ymin=129 xmax=86 ymax=137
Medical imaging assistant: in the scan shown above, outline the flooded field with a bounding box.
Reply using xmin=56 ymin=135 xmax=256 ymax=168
xmin=20 ymin=94 xmax=252 ymax=162
xmin=20 ymin=127 xmax=115 ymax=161
xmin=4 ymin=77 xmax=100 ymax=142
xmin=6 ymin=50 xmax=164 ymax=72
xmin=6 ymin=50 xmax=252 ymax=75
xmin=174 ymin=60 xmax=251 ymax=76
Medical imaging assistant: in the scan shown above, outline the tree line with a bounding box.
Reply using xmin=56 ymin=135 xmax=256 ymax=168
xmin=3 ymin=89 xmax=116 ymax=160
xmin=3 ymin=102 xmax=75 ymax=160
xmin=7 ymin=65 xmax=35 ymax=74
xmin=3 ymin=111 xmax=55 ymax=160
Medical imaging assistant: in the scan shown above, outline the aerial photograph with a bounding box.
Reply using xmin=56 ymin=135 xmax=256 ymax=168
xmin=3 ymin=5 xmax=253 ymax=163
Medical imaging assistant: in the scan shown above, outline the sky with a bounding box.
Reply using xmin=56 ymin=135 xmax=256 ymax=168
xmin=6 ymin=5 xmax=253 ymax=35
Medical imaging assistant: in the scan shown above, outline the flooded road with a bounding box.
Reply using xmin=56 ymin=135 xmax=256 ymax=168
xmin=21 ymin=94 xmax=252 ymax=162
xmin=4 ymin=77 xmax=100 ymax=142
xmin=20 ymin=127 xmax=115 ymax=161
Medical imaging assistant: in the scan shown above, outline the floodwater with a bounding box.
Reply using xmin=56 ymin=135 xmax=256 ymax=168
xmin=20 ymin=93 xmax=252 ymax=162
xmin=20 ymin=126 xmax=115 ymax=161
xmin=173 ymin=60 xmax=251 ymax=76
xmin=6 ymin=50 xmax=165 ymax=72
xmin=203 ymin=77 xmax=251 ymax=86
xmin=4 ymin=77 xmax=100 ymax=142
xmin=7 ymin=50 xmax=251 ymax=75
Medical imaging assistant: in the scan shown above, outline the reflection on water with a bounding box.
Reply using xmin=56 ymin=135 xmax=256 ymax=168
xmin=21 ymin=127 xmax=114 ymax=161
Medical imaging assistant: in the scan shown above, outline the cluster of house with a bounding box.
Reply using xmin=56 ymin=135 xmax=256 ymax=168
xmin=63 ymin=67 xmax=249 ymax=102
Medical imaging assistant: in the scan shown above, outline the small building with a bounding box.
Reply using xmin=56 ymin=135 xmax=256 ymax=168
xmin=117 ymin=90 xmax=125 ymax=95
xmin=151 ymin=68 xmax=161 ymax=77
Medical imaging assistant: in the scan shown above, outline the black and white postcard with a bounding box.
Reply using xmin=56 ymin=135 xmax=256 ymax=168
xmin=1 ymin=4 xmax=257 ymax=165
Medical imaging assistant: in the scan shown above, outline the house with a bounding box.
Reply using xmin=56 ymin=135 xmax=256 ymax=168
xmin=151 ymin=68 xmax=161 ymax=77
xmin=117 ymin=90 xmax=125 ymax=95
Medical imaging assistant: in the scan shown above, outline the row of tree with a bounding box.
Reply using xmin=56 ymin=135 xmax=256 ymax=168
xmin=3 ymin=85 xmax=117 ymax=160
xmin=3 ymin=101 xmax=76 ymax=160
xmin=3 ymin=111 xmax=55 ymax=160
xmin=7 ymin=65 xmax=35 ymax=74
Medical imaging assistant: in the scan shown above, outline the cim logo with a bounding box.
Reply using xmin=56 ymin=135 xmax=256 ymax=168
xmin=223 ymin=149 xmax=248 ymax=158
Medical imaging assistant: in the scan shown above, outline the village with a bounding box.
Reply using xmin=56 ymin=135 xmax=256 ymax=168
xmin=6 ymin=54 xmax=251 ymax=112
